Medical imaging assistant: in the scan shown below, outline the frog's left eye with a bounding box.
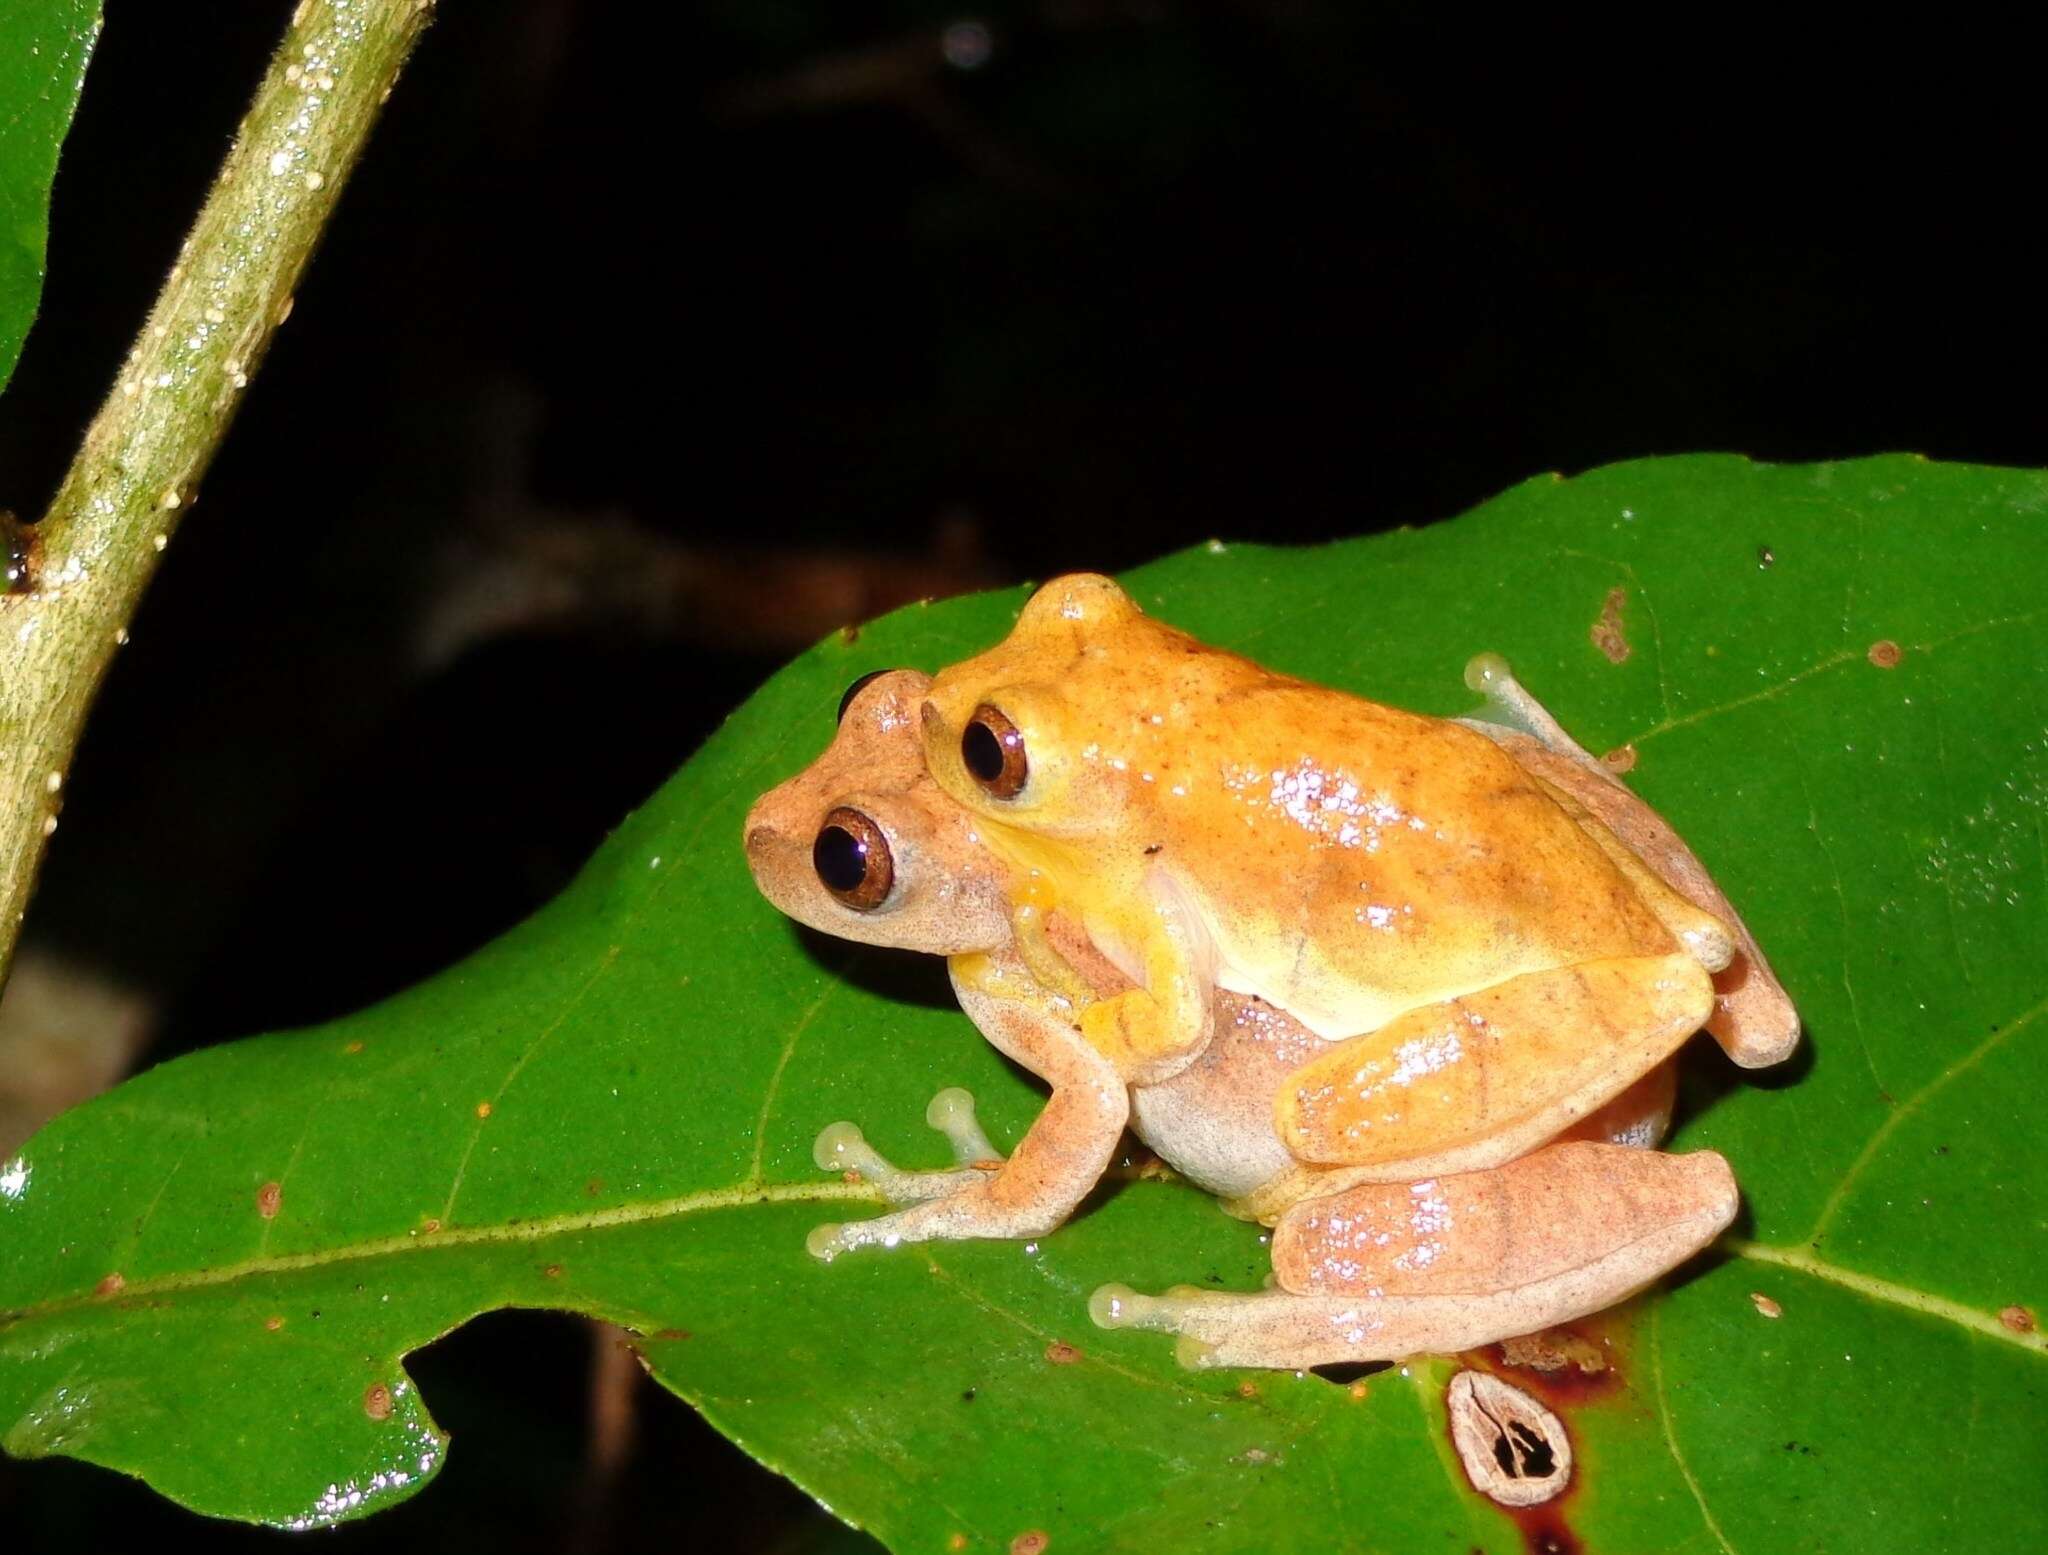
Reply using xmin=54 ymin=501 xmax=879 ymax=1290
xmin=962 ymin=703 xmax=1028 ymax=799
xmin=837 ymin=670 xmax=889 ymax=724
xmin=813 ymin=807 xmax=895 ymax=910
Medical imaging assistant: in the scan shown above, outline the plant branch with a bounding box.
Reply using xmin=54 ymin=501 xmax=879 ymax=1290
xmin=0 ymin=0 xmax=436 ymax=990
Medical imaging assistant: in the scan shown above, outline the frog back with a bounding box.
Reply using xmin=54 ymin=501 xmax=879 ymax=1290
xmin=1156 ymin=683 xmax=1674 ymax=1039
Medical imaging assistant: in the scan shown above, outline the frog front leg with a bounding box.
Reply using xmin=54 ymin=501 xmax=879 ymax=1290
xmin=1072 ymin=870 xmax=1217 ymax=1086
xmin=806 ymin=952 xmax=1128 ymax=1261
xmin=1093 ymin=1141 xmax=1736 ymax=1369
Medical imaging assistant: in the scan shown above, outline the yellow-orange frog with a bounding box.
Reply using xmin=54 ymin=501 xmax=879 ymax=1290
xmin=744 ymin=575 xmax=1798 ymax=1369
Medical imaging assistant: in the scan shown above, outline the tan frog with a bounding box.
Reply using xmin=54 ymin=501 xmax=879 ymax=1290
xmin=743 ymin=575 xmax=1798 ymax=1368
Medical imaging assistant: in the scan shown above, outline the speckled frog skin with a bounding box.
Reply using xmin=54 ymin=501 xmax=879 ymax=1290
xmin=744 ymin=575 xmax=1798 ymax=1369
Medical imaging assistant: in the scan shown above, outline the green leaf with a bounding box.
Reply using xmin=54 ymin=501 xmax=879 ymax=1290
xmin=3 ymin=454 xmax=2044 ymax=1549
xmin=0 ymin=1 xmax=100 ymax=395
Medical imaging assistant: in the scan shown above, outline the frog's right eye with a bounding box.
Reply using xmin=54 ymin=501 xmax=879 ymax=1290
xmin=837 ymin=670 xmax=889 ymax=724
xmin=813 ymin=807 xmax=895 ymax=910
xmin=962 ymin=704 xmax=1028 ymax=799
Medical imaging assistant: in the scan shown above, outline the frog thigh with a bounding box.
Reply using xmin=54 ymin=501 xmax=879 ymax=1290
xmin=1559 ymin=1057 xmax=1676 ymax=1148
xmin=1458 ymin=658 xmax=1798 ymax=1069
xmin=1092 ymin=1141 xmax=1736 ymax=1369
xmin=1275 ymin=953 xmax=1713 ymax=1178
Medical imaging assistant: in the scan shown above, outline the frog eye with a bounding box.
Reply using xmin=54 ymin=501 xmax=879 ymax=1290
xmin=812 ymin=807 xmax=895 ymax=910
xmin=836 ymin=670 xmax=889 ymax=724
xmin=962 ymin=703 xmax=1028 ymax=799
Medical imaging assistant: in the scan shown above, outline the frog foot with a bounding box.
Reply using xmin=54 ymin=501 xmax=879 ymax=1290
xmin=810 ymin=1086 xmax=1004 ymax=1208
xmin=1086 ymin=1280 xmax=1585 ymax=1371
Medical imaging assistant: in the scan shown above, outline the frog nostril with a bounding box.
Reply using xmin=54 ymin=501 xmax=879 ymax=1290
xmin=744 ymin=826 xmax=776 ymax=857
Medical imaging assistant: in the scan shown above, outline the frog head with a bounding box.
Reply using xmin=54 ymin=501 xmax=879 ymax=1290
xmin=743 ymin=669 xmax=1015 ymax=954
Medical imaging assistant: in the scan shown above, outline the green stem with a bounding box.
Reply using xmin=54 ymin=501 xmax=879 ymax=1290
xmin=0 ymin=0 xmax=436 ymax=989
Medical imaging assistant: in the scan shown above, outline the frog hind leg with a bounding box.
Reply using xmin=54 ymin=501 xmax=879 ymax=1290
xmin=1459 ymin=652 xmax=1800 ymax=1069
xmin=1560 ymin=1057 xmax=1676 ymax=1148
xmin=1275 ymin=952 xmax=1713 ymax=1182
xmin=1091 ymin=1141 xmax=1735 ymax=1369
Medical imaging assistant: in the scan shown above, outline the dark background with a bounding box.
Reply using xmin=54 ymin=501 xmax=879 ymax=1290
xmin=0 ymin=3 xmax=2038 ymax=1549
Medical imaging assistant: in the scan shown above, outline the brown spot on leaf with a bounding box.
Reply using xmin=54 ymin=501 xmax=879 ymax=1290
xmin=585 ymin=1178 xmax=604 ymax=1197
xmin=475 ymin=1100 xmax=493 ymax=1119
xmin=839 ymin=623 xmax=861 ymax=645
xmin=1484 ymin=1320 xmax=1622 ymax=1408
xmin=2000 ymin=1305 xmax=2036 ymax=1333
xmin=419 ymin=1218 xmax=442 ymax=1235
xmin=652 ymin=1327 xmax=691 ymax=1342
xmin=1044 ymin=1340 xmax=1081 ymax=1365
xmin=1447 ymin=1369 xmax=1573 ymax=1508
xmin=1867 ymin=639 xmax=1902 ymax=668
xmin=544 ymin=1262 xmax=564 ymax=1279
xmin=94 ymin=1272 xmax=125 ymax=1297
xmin=1750 ymin=1292 xmax=1784 ymax=1319
xmin=265 ymin=1315 xmax=284 ymax=1332
xmin=1598 ymin=744 xmax=1638 ymax=775
xmin=343 ymin=1040 xmax=364 ymax=1055
xmin=1590 ymin=586 xmax=1631 ymax=664
xmin=1235 ymin=1379 xmax=1260 ymax=1400
xmin=1499 ymin=1329 xmax=1608 ymax=1376
xmin=256 ymin=1181 xmax=283 ymax=1219
xmin=1511 ymin=1513 xmax=1583 ymax=1555
xmin=947 ymin=1536 xmax=969 ymax=1553
xmin=1347 ymin=1381 xmax=1369 ymax=1402
xmin=1010 ymin=1533 xmax=1049 ymax=1555
xmin=363 ymin=1382 xmax=394 ymax=1421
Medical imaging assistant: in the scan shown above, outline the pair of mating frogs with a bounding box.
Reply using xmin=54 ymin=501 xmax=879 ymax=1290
xmin=744 ymin=575 xmax=1798 ymax=1370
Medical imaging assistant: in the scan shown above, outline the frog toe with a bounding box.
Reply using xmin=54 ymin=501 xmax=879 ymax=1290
xmin=810 ymin=1089 xmax=1005 ymax=1205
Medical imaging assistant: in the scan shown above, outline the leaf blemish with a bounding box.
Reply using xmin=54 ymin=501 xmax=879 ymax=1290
xmin=2000 ymin=1305 xmax=2036 ymax=1334
xmin=362 ymin=1382 xmax=393 ymax=1421
xmin=93 ymin=1272 xmax=124 ymax=1298
xmin=1590 ymin=586 xmax=1631 ymax=664
xmin=256 ymin=1181 xmax=283 ymax=1219
xmin=1750 ymin=1292 xmax=1784 ymax=1319
xmin=1009 ymin=1532 xmax=1049 ymax=1555
xmin=1447 ymin=1369 xmax=1573 ymax=1509
xmin=1868 ymin=638 xmax=1902 ymax=668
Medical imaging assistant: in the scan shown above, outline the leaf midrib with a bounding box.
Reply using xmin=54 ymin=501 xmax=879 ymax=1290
xmin=0 ymin=1176 xmax=883 ymax=1329
xmin=5 ymin=1167 xmax=2037 ymax=1368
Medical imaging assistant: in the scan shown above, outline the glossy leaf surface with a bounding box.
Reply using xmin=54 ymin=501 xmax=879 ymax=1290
xmin=0 ymin=0 xmax=99 ymax=394
xmin=2 ymin=455 xmax=2044 ymax=1549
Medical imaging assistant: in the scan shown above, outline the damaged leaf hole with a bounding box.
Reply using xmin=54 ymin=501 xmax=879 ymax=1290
xmin=1447 ymin=1369 xmax=1573 ymax=1508
xmin=1309 ymin=1359 xmax=1387 ymax=1388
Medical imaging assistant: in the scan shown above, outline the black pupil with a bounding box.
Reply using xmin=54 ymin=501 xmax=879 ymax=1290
xmin=962 ymin=721 xmax=1006 ymax=782
xmin=813 ymin=825 xmax=871 ymax=893
xmin=837 ymin=670 xmax=888 ymax=724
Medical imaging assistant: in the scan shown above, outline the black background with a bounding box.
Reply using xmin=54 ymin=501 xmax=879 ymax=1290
xmin=0 ymin=4 xmax=2039 ymax=1550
